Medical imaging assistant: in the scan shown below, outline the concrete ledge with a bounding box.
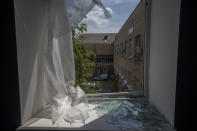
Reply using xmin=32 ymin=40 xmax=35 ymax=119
xmin=87 ymin=92 xmax=143 ymax=98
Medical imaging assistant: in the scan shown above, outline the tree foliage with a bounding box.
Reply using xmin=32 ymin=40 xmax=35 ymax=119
xmin=72 ymin=23 xmax=97 ymax=93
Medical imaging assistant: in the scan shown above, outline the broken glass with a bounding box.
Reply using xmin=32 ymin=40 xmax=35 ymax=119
xmin=91 ymin=99 xmax=175 ymax=131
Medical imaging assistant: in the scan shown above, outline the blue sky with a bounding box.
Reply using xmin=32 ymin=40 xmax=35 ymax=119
xmin=81 ymin=0 xmax=140 ymax=33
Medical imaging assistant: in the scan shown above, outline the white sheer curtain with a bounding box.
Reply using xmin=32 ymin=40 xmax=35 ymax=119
xmin=14 ymin=0 xmax=111 ymax=126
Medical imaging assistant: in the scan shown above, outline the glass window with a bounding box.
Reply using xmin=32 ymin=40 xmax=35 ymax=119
xmin=135 ymin=35 xmax=141 ymax=60
xmin=129 ymin=38 xmax=132 ymax=56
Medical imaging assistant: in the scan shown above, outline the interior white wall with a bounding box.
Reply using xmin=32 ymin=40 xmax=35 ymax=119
xmin=14 ymin=0 xmax=50 ymax=124
xmin=148 ymin=0 xmax=181 ymax=126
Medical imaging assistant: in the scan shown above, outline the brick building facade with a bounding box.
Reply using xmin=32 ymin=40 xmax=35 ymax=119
xmin=81 ymin=33 xmax=115 ymax=77
xmin=81 ymin=0 xmax=146 ymax=91
xmin=114 ymin=0 xmax=146 ymax=92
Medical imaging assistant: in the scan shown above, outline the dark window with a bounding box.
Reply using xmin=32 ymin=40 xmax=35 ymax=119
xmin=135 ymin=35 xmax=141 ymax=60
xmin=96 ymin=55 xmax=113 ymax=64
xmin=124 ymin=41 xmax=127 ymax=56
xmin=129 ymin=38 xmax=132 ymax=57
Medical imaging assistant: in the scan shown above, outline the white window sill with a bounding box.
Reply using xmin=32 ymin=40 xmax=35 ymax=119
xmin=19 ymin=104 xmax=119 ymax=130
xmin=18 ymin=93 xmax=144 ymax=131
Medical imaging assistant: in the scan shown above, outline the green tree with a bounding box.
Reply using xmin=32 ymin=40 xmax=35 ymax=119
xmin=72 ymin=23 xmax=98 ymax=94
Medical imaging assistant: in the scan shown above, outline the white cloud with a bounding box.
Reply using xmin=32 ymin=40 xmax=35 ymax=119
xmin=81 ymin=6 xmax=113 ymax=28
xmin=79 ymin=5 xmax=120 ymax=33
xmin=78 ymin=0 xmax=140 ymax=33
xmin=106 ymin=7 xmax=113 ymax=16
xmin=86 ymin=25 xmax=119 ymax=33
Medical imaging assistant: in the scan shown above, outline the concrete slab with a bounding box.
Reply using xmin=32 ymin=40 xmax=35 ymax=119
xmin=23 ymin=104 xmax=120 ymax=130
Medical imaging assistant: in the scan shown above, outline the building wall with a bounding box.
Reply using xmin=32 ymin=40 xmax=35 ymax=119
xmin=82 ymin=34 xmax=115 ymax=76
xmin=82 ymin=33 xmax=115 ymax=44
xmin=88 ymin=44 xmax=114 ymax=75
xmin=87 ymin=44 xmax=113 ymax=55
xmin=114 ymin=0 xmax=146 ymax=92
xmin=148 ymin=0 xmax=181 ymax=125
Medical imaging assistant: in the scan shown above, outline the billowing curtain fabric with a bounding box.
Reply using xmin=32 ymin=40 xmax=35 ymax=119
xmin=14 ymin=0 xmax=110 ymax=126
